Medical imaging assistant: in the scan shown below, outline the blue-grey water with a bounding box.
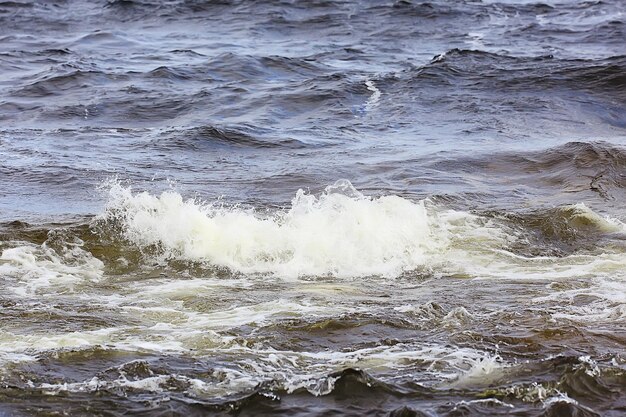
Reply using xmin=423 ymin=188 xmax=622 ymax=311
xmin=0 ymin=1 xmax=625 ymax=416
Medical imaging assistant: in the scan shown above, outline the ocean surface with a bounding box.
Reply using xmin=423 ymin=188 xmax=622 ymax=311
xmin=1 ymin=0 xmax=625 ymax=416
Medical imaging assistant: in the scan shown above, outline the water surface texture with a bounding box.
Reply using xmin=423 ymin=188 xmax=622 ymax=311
xmin=1 ymin=1 xmax=625 ymax=416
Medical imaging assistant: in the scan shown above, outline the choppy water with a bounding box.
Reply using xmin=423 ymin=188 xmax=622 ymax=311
xmin=1 ymin=1 xmax=625 ymax=416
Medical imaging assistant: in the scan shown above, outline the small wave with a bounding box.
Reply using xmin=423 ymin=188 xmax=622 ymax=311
xmin=503 ymin=203 xmax=625 ymax=257
xmin=145 ymin=65 xmax=195 ymax=81
xmin=0 ymin=242 xmax=103 ymax=296
xmin=541 ymin=396 xmax=601 ymax=417
xmin=428 ymin=141 xmax=626 ymax=202
xmin=15 ymin=343 xmax=513 ymax=397
xmin=394 ymin=302 xmax=474 ymax=330
xmin=156 ymin=125 xmax=309 ymax=150
xmin=11 ymin=69 xmax=126 ymax=98
xmin=481 ymin=354 xmax=625 ymax=407
xmin=69 ymin=30 xmax=140 ymax=47
xmin=201 ymin=52 xmax=324 ymax=83
xmin=105 ymin=0 xmax=160 ymax=8
xmin=409 ymin=50 xmax=626 ymax=99
xmin=382 ymin=1 xmax=471 ymax=19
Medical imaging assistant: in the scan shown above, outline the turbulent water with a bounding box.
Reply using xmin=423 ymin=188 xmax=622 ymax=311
xmin=1 ymin=0 xmax=626 ymax=416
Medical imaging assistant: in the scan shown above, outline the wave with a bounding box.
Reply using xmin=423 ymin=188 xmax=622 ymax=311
xmin=407 ymin=50 xmax=626 ymax=99
xmin=155 ymin=125 xmax=310 ymax=150
xmin=428 ymin=141 xmax=626 ymax=202
xmin=0 ymin=240 xmax=103 ymax=296
xmin=100 ymin=180 xmax=450 ymax=278
xmin=0 ymin=1 xmax=33 ymax=8
xmin=504 ymin=203 xmax=625 ymax=254
xmin=17 ymin=344 xmax=510 ymax=395
xmin=2 ymin=181 xmax=624 ymax=338
xmin=3 ymin=353 xmax=617 ymax=416
xmin=11 ymin=69 xmax=125 ymax=98
xmin=94 ymin=180 xmax=626 ymax=280
xmin=5 ymin=50 xmax=357 ymax=127
xmin=167 ymin=52 xmax=325 ymax=84
xmin=482 ymin=355 xmax=623 ymax=417
xmin=2 ymin=179 xmax=624 ymax=282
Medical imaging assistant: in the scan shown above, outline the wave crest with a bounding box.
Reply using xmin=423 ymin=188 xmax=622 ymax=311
xmin=101 ymin=180 xmax=451 ymax=278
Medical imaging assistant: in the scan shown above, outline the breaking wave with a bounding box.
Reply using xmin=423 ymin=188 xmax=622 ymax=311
xmin=98 ymin=180 xmax=626 ymax=280
xmin=101 ymin=180 xmax=454 ymax=278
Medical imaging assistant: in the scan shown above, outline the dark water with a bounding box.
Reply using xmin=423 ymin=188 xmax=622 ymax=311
xmin=1 ymin=1 xmax=625 ymax=416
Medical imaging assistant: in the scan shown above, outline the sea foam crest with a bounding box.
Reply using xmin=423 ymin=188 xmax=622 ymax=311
xmin=103 ymin=180 xmax=455 ymax=278
xmin=101 ymin=181 xmax=626 ymax=280
xmin=0 ymin=244 xmax=103 ymax=296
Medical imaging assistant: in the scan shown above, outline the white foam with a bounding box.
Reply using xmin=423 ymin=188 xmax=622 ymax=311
xmin=535 ymin=277 xmax=626 ymax=323
xmin=364 ymin=79 xmax=381 ymax=111
xmin=449 ymin=352 xmax=509 ymax=388
xmin=22 ymin=343 xmax=514 ymax=398
xmin=102 ymin=180 xmax=456 ymax=278
xmin=0 ymin=328 xmax=119 ymax=353
xmin=0 ymin=244 xmax=103 ymax=295
xmin=453 ymin=398 xmax=514 ymax=410
xmin=99 ymin=180 xmax=626 ymax=284
xmin=542 ymin=393 xmax=583 ymax=408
